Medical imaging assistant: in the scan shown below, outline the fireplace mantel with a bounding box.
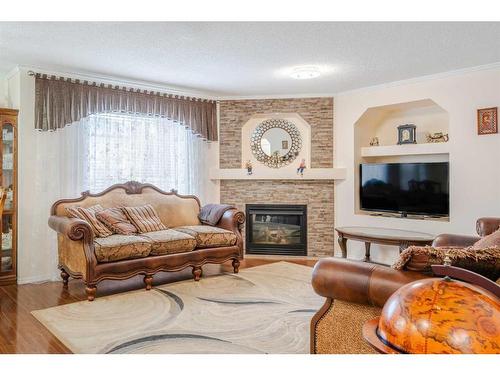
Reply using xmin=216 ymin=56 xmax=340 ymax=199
xmin=209 ymin=168 xmax=346 ymax=181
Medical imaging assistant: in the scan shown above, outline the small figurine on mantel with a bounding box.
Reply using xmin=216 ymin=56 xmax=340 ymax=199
xmin=245 ymin=160 xmax=253 ymax=175
xmin=297 ymin=159 xmax=306 ymax=177
xmin=426 ymin=132 xmax=449 ymax=143
xmin=369 ymin=137 xmax=379 ymax=146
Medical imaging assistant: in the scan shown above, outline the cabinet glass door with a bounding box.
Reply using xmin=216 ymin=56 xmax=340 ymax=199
xmin=1 ymin=122 xmax=15 ymax=273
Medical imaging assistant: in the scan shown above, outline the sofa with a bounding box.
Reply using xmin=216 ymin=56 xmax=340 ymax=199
xmin=48 ymin=181 xmax=245 ymax=301
xmin=310 ymin=217 xmax=500 ymax=354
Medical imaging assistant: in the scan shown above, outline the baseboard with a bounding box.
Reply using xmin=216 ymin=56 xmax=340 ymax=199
xmin=17 ymin=273 xmax=60 ymax=285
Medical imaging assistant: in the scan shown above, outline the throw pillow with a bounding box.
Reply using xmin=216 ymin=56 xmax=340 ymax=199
xmin=96 ymin=207 xmax=138 ymax=235
xmin=392 ymin=245 xmax=500 ymax=281
xmin=472 ymin=228 xmax=500 ymax=249
xmin=122 ymin=204 xmax=167 ymax=233
xmin=65 ymin=204 xmax=113 ymax=238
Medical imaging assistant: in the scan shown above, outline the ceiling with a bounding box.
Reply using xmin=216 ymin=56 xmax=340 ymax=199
xmin=0 ymin=22 xmax=499 ymax=97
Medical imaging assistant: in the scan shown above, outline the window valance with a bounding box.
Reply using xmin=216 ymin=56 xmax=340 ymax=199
xmin=34 ymin=73 xmax=218 ymax=141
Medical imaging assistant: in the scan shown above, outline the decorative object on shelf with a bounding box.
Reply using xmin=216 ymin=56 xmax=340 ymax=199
xmin=397 ymin=124 xmax=417 ymax=145
xmin=477 ymin=107 xmax=498 ymax=135
xmin=250 ymin=118 xmax=302 ymax=169
xmin=426 ymin=132 xmax=449 ymax=143
xmin=0 ymin=108 xmax=17 ymax=285
xmin=369 ymin=137 xmax=379 ymax=146
xmin=363 ymin=265 xmax=500 ymax=354
xmin=296 ymin=159 xmax=306 ymax=177
xmin=245 ymin=160 xmax=253 ymax=175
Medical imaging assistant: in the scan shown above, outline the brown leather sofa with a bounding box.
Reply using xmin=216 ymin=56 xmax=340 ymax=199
xmin=48 ymin=181 xmax=245 ymax=301
xmin=310 ymin=217 xmax=500 ymax=354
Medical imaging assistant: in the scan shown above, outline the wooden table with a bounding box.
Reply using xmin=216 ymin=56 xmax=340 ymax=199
xmin=335 ymin=226 xmax=434 ymax=262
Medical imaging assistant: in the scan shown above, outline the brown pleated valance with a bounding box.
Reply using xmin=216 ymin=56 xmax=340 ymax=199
xmin=34 ymin=73 xmax=218 ymax=141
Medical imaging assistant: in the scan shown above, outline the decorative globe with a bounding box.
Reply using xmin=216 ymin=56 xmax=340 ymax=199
xmin=375 ymin=278 xmax=500 ymax=354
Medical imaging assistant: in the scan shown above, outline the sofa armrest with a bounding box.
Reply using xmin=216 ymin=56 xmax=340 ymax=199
xmin=311 ymin=258 xmax=426 ymax=308
xmin=216 ymin=209 xmax=245 ymax=233
xmin=431 ymin=234 xmax=480 ymax=247
xmin=476 ymin=217 xmax=500 ymax=237
xmin=48 ymin=215 xmax=95 ymax=242
xmin=216 ymin=209 xmax=245 ymax=253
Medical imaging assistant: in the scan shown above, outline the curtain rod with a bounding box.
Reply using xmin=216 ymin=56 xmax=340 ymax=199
xmin=27 ymin=70 xmax=218 ymax=103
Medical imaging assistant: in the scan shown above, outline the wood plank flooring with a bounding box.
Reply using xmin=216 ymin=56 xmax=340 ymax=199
xmin=0 ymin=258 xmax=317 ymax=354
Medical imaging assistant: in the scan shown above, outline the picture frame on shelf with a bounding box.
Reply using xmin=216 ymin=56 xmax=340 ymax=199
xmin=397 ymin=124 xmax=417 ymax=145
xmin=477 ymin=107 xmax=498 ymax=135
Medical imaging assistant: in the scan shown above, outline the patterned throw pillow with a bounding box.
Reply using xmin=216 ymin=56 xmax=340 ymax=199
xmin=392 ymin=245 xmax=500 ymax=281
xmin=472 ymin=228 xmax=500 ymax=249
xmin=65 ymin=204 xmax=113 ymax=238
xmin=96 ymin=207 xmax=138 ymax=235
xmin=122 ymin=204 xmax=167 ymax=233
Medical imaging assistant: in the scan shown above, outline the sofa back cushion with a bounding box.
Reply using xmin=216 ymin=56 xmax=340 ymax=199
xmin=96 ymin=207 xmax=138 ymax=235
xmin=66 ymin=204 xmax=113 ymax=238
xmin=54 ymin=185 xmax=201 ymax=228
xmin=122 ymin=204 xmax=167 ymax=233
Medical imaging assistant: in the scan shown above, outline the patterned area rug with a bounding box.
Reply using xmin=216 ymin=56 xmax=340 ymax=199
xmin=32 ymin=262 xmax=323 ymax=353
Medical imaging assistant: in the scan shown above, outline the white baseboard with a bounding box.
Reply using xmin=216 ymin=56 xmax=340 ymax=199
xmin=17 ymin=273 xmax=60 ymax=285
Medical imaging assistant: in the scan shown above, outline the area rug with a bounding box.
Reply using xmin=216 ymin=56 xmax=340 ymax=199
xmin=32 ymin=261 xmax=323 ymax=354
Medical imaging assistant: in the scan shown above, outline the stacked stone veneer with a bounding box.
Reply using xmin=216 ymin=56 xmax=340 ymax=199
xmin=219 ymin=98 xmax=334 ymax=257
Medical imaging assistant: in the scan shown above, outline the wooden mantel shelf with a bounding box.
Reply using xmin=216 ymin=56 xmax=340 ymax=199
xmin=209 ymin=168 xmax=346 ymax=181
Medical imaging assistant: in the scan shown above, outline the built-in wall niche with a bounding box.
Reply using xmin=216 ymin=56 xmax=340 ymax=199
xmin=354 ymin=99 xmax=450 ymax=220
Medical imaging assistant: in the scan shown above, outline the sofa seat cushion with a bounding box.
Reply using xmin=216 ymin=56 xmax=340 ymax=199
xmin=174 ymin=225 xmax=237 ymax=248
xmin=139 ymin=229 xmax=197 ymax=255
xmin=94 ymin=234 xmax=152 ymax=263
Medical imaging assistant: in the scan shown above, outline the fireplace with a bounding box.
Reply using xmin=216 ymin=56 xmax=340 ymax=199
xmin=245 ymin=204 xmax=307 ymax=256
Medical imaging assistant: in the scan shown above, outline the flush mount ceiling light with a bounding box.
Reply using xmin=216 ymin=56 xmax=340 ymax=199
xmin=290 ymin=66 xmax=321 ymax=80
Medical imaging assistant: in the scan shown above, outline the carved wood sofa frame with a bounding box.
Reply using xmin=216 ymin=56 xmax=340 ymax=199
xmin=48 ymin=181 xmax=245 ymax=301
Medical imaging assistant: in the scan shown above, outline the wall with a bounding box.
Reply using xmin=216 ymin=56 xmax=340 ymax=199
xmin=335 ymin=67 xmax=500 ymax=265
xmin=219 ymin=98 xmax=335 ymax=257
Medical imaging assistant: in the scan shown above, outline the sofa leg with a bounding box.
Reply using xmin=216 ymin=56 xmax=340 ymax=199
xmin=144 ymin=274 xmax=153 ymax=290
xmin=60 ymin=269 xmax=70 ymax=286
xmin=232 ymin=259 xmax=240 ymax=274
xmin=192 ymin=266 xmax=202 ymax=281
xmin=85 ymin=284 xmax=97 ymax=301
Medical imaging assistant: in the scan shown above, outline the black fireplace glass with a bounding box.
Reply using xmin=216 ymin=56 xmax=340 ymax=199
xmin=245 ymin=204 xmax=307 ymax=256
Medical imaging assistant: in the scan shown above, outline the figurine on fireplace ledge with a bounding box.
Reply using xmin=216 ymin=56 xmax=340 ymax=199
xmin=297 ymin=159 xmax=306 ymax=177
xmin=245 ymin=160 xmax=253 ymax=175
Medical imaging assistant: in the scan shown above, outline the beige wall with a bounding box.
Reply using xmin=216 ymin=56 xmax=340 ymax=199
xmin=334 ymin=67 xmax=500 ymax=265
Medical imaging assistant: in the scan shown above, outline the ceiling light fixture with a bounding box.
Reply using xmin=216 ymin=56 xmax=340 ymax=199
xmin=290 ymin=66 xmax=321 ymax=80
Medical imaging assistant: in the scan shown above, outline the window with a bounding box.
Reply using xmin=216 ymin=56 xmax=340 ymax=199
xmin=80 ymin=113 xmax=208 ymax=197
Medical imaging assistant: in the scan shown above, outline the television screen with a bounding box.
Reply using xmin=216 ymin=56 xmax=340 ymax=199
xmin=360 ymin=162 xmax=449 ymax=216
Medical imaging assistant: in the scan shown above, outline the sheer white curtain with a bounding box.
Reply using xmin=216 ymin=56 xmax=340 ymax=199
xmin=30 ymin=113 xmax=209 ymax=281
xmin=79 ymin=113 xmax=208 ymax=197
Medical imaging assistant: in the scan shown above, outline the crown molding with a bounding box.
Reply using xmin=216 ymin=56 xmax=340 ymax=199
xmin=215 ymin=62 xmax=500 ymax=100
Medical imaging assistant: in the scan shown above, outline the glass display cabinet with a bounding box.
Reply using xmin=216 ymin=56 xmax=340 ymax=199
xmin=0 ymin=108 xmax=18 ymax=285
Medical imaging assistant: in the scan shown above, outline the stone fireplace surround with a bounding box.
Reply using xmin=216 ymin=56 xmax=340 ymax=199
xmin=218 ymin=98 xmax=334 ymax=257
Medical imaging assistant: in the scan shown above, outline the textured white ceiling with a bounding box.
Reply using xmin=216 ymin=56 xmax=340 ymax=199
xmin=0 ymin=22 xmax=499 ymax=96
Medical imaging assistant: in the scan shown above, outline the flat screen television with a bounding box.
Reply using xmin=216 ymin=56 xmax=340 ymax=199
xmin=360 ymin=162 xmax=449 ymax=217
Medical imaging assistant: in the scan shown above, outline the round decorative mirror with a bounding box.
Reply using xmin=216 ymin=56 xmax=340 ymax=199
xmin=250 ymin=119 xmax=302 ymax=168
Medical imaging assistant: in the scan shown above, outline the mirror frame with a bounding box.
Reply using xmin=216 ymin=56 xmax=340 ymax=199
xmin=250 ymin=118 xmax=302 ymax=168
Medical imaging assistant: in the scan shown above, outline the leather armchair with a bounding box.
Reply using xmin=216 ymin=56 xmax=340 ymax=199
xmin=310 ymin=217 xmax=500 ymax=354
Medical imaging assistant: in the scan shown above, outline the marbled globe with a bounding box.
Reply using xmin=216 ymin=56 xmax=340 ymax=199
xmin=376 ymin=278 xmax=500 ymax=354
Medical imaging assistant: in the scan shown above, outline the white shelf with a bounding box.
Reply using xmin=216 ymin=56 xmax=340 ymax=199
xmin=209 ymin=168 xmax=346 ymax=181
xmin=361 ymin=142 xmax=449 ymax=158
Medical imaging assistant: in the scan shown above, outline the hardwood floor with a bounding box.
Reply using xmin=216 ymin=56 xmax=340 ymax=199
xmin=0 ymin=258 xmax=317 ymax=354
